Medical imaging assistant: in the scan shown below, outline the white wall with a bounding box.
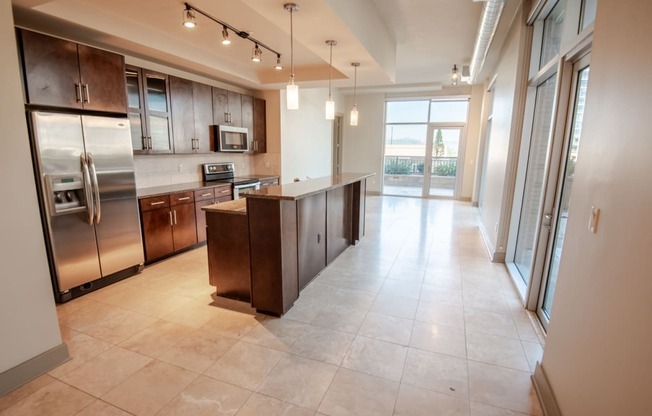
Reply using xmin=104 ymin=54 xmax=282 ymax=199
xmin=478 ymin=9 xmax=525 ymax=259
xmin=0 ymin=0 xmax=62 ymax=373
xmin=341 ymin=93 xmax=385 ymax=193
xmin=280 ymin=87 xmax=334 ymax=182
xmin=461 ymin=84 xmax=485 ymax=199
xmin=541 ymin=1 xmax=652 ymax=413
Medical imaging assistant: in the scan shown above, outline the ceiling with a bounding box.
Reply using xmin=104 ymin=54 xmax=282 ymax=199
xmin=11 ymin=0 xmax=487 ymax=92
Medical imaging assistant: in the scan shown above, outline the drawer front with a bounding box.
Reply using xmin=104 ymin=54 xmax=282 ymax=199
xmin=170 ymin=191 xmax=195 ymax=206
xmin=260 ymin=177 xmax=279 ymax=188
xmin=213 ymin=185 xmax=233 ymax=198
xmin=139 ymin=195 xmax=170 ymax=212
xmin=215 ymin=195 xmax=233 ymax=204
xmin=194 ymin=188 xmax=215 ymax=202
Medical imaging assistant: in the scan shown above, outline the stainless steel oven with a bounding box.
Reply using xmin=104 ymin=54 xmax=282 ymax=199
xmin=202 ymin=162 xmax=260 ymax=199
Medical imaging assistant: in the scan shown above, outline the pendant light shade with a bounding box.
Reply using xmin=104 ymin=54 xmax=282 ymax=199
xmin=285 ymin=3 xmax=299 ymax=110
xmin=350 ymin=62 xmax=360 ymax=126
xmin=325 ymin=40 xmax=337 ymax=120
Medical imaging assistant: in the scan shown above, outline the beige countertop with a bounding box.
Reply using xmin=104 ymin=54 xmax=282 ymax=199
xmin=246 ymin=173 xmax=374 ymax=201
xmin=136 ymin=174 xmax=279 ymax=198
xmin=201 ymin=198 xmax=247 ymax=215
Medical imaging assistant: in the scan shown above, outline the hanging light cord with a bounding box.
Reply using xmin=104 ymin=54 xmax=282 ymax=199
xmin=328 ymin=43 xmax=333 ymax=97
xmin=353 ymin=64 xmax=357 ymax=106
xmin=290 ymin=7 xmax=295 ymax=81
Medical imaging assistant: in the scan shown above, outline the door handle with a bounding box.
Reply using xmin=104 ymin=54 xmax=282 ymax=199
xmin=75 ymin=83 xmax=82 ymax=103
xmin=82 ymin=84 xmax=90 ymax=104
xmin=80 ymin=154 xmax=94 ymax=224
xmin=87 ymin=153 xmax=101 ymax=224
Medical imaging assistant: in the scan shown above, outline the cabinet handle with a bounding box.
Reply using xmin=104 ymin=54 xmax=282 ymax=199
xmin=201 ymin=193 xmax=212 ymax=197
xmin=150 ymin=201 xmax=165 ymax=206
xmin=82 ymin=84 xmax=90 ymax=104
xmin=176 ymin=197 xmax=190 ymax=201
xmin=142 ymin=136 xmax=147 ymax=150
xmin=169 ymin=211 xmax=173 ymax=226
xmin=147 ymin=137 xmax=153 ymax=150
xmin=218 ymin=189 xmax=230 ymax=194
xmin=173 ymin=210 xmax=178 ymax=225
xmin=75 ymin=83 xmax=82 ymax=103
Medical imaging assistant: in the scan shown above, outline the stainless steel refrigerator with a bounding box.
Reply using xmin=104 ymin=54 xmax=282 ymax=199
xmin=30 ymin=111 xmax=144 ymax=302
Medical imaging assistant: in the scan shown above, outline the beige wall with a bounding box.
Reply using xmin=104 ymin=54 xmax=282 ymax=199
xmin=280 ymin=87 xmax=334 ymax=182
xmin=541 ymin=1 xmax=652 ymax=413
xmin=0 ymin=0 xmax=62 ymax=373
xmin=478 ymin=7 xmax=526 ymax=259
xmin=341 ymin=89 xmax=483 ymax=196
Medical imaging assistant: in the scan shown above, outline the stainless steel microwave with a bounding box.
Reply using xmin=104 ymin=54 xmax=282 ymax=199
xmin=212 ymin=125 xmax=249 ymax=152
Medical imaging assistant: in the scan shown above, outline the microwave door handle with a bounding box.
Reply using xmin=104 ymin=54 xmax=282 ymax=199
xmin=87 ymin=153 xmax=101 ymax=224
xmin=80 ymin=154 xmax=94 ymax=224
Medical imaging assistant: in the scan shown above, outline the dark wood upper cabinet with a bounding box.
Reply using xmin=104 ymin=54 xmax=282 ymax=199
xmin=241 ymin=94 xmax=254 ymax=135
xmin=127 ymin=66 xmax=173 ymax=154
xmin=170 ymin=76 xmax=194 ymax=154
xmin=253 ymin=98 xmax=267 ymax=153
xmin=193 ymin=82 xmax=213 ymax=153
xmin=212 ymin=87 xmax=229 ymax=125
xmin=20 ymin=29 xmax=126 ymax=113
xmin=228 ymin=90 xmax=242 ymax=126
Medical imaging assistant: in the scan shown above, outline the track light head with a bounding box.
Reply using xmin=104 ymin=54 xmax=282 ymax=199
xmin=252 ymin=44 xmax=262 ymax=62
xmin=221 ymin=26 xmax=231 ymax=45
xmin=451 ymin=64 xmax=459 ymax=86
xmin=275 ymin=55 xmax=283 ymax=70
xmin=183 ymin=5 xmax=196 ymax=28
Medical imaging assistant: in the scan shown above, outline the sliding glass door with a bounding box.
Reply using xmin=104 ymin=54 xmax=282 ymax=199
xmin=537 ymin=56 xmax=590 ymax=327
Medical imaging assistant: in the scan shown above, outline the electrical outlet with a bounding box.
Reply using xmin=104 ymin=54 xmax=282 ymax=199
xmin=178 ymin=164 xmax=184 ymax=173
xmin=264 ymin=161 xmax=270 ymax=168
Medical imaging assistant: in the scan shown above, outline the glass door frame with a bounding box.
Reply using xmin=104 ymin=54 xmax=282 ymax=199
xmin=425 ymin=123 xmax=467 ymax=198
xmin=535 ymin=51 xmax=591 ymax=328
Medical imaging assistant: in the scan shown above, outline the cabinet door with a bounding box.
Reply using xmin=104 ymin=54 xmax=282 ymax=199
xmin=212 ymin=87 xmax=229 ymax=125
xmin=144 ymin=70 xmax=174 ymax=153
xmin=141 ymin=208 xmax=174 ymax=261
xmin=170 ymin=76 xmax=195 ymax=154
xmin=20 ymin=30 xmax=82 ymax=109
xmin=253 ymin=98 xmax=267 ymax=153
xmin=195 ymin=198 xmax=215 ymax=243
xmin=78 ymin=44 xmax=127 ymax=113
xmin=172 ymin=203 xmax=197 ymax=250
xmin=126 ymin=67 xmax=148 ymax=153
xmin=228 ymin=90 xmax=242 ymax=126
xmin=193 ymin=82 xmax=213 ymax=153
xmin=241 ymin=94 xmax=254 ymax=135
xmin=297 ymin=193 xmax=327 ymax=290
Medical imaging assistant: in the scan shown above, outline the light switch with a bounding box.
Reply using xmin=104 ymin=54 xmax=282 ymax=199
xmin=588 ymin=206 xmax=600 ymax=233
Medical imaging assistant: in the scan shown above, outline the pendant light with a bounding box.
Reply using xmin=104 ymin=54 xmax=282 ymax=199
xmin=451 ymin=64 xmax=459 ymax=86
xmin=284 ymin=3 xmax=299 ymax=110
xmin=325 ymin=40 xmax=337 ymax=120
xmin=350 ymin=62 xmax=360 ymax=126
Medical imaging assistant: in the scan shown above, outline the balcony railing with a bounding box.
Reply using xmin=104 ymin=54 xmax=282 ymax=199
xmin=384 ymin=156 xmax=457 ymax=176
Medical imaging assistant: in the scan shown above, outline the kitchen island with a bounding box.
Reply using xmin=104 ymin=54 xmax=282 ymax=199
xmin=203 ymin=173 xmax=373 ymax=316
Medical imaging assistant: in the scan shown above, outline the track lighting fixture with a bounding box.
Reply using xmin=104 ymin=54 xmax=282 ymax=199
xmin=221 ymin=26 xmax=231 ymax=45
xmin=285 ymin=3 xmax=299 ymax=110
xmin=350 ymin=62 xmax=360 ymax=126
xmin=325 ymin=40 xmax=337 ymax=120
xmin=451 ymin=64 xmax=459 ymax=86
xmin=182 ymin=2 xmax=282 ymax=69
xmin=252 ymin=44 xmax=262 ymax=62
xmin=183 ymin=5 xmax=196 ymax=28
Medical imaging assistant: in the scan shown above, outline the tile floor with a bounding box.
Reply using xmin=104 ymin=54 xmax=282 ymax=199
xmin=0 ymin=196 xmax=545 ymax=416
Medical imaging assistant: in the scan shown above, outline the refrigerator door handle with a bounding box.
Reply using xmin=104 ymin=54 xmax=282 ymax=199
xmin=87 ymin=153 xmax=101 ymax=224
xmin=80 ymin=154 xmax=94 ymax=224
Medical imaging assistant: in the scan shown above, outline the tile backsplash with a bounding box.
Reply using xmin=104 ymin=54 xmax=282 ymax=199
xmin=133 ymin=152 xmax=280 ymax=189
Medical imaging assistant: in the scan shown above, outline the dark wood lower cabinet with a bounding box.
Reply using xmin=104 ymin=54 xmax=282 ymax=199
xmin=141 ymin=208 xmax=174 ymax=261
xmin=297 ymin=193 xmax=326 ymax=290
xmin=195 ymin=199 xmax=215 ymax=243
xmin=326 ymin=186 xmax=353 ymax=264
xmin=171 ymin=202 xmax=197 ymax=251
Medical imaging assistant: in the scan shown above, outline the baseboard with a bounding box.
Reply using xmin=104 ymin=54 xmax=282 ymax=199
xmin=492 ymin=251 xmax=506 ymax=263
xmin=0 ymin=343 xmax=69 ymax=396
xmin=478 ymin=221 xmax=506 ymax=263
xmin=532 ymin=362 xmax=562 ymax=416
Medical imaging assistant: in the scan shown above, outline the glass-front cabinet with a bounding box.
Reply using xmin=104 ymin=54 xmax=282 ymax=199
xmin=126 ymin=65 xmax=173 ymax=154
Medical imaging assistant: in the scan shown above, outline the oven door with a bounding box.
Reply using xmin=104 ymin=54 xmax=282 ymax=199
xmin=233 ymin=182 xmax=260 ymax=199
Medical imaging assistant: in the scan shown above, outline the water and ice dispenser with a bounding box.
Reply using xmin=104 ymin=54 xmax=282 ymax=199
xmin=45 ymin=174 xmax=86 ymax=215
